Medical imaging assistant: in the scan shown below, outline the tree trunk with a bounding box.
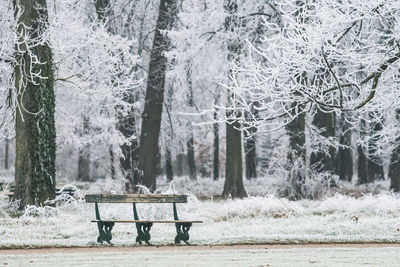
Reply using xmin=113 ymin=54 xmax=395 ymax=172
xmin=358 ymin=119 xmax=368 ymax=184
xmin=366 ymin=112 xmax=384 ymax=181
xmin=222 ymin=0 xmax=247 ymax=199
xmin=77 ymin=116 xmax=90 ymax=181
xmin=77 ymin=146 xmax=90 ymax=182
xmin=164 ymin=84 xmax=174 ymax=182
xmin=4 ymin=138 xmax=9 ymax=170
xmin=213 ymin=107 xmax=219 ymax=181
xmin=137 ymin=0 xmax=178 ymax=191
xmin=109 ymin=145 xmax=115 ymax=179
xmin=389 ymin=140 xmax=400 ymax=192
xmin=13 ymin=0 xmax=56 ymax=208
xmin=334 ymin=113 xmax=353 ymax=181
xmin=244 ymin=103 xmax=258 ymax=180
xmin=165 ymin=147 xmax=173 ymax=182
xmin=310 ymin=109 xmax=335 ymax=172
xmin=222 ymin=116 xmax=247 ymax=199
xmin=186 ymin=61 xmax=197 ymax=180
xmin=389 ymin=109 xmax=400 ymax=191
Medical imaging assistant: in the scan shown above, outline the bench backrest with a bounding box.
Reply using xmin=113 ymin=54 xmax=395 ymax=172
xmin=85 ymin=194 xmax=187 ymax=203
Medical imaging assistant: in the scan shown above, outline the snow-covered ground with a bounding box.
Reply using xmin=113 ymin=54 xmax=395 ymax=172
xmin=0 ymin=176 xmax=400 ymax=248
xmin=1 ymin=246 xmax=400 ymax=266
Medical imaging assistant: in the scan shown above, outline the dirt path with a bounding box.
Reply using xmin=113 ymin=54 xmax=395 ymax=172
xmin=1 ymin=244 xmax=400 ymax=266
xmin=1 ymin=243 xmax=400 ymax=254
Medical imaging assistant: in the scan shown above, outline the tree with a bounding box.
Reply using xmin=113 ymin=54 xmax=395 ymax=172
xmin=77 ymin=116 xmax=90 ymax=181
xmin=13 ymin=0 xmax=56 ymax=208
xmin=222 ymin=0 xmax=247 ymax=199
xmin=186 ymin=61 xmax=197 ymax=181
xmin=137 ymin=0 xmax=178 ymax=191
xmin=213 ymin=89 xmax=220 ymax=181
xmin=244 ymin=105 xmax=258 ymax=180
xmin=310 ymin=110 xmax=336 ymax=172
xmin=334 ymin=113 xmax=353 ymax=181
xmin=389 ymin=109 xmax=400 ymax=192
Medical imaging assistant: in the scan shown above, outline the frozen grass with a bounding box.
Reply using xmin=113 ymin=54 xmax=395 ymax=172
xmin=0 ymin=176 xmax=400 ymax=248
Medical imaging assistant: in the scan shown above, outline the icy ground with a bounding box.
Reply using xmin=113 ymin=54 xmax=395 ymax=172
xmin=1 ymin=246 xmax=400 ymax=266
xmin=0 ymin=176 xmax=400 ymax=248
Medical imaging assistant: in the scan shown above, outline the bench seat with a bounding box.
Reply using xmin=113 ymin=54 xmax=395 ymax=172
xmin=91 ymin=220 xmax=203 ymax=223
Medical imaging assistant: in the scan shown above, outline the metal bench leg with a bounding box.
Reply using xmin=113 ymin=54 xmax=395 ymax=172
xmin=173 ymin=203 xmax=192 ymax=244
xmin=133 ymin=203 xmax=152 ymax=245
xmin=95 ymin=203 xmax=114 ymax=245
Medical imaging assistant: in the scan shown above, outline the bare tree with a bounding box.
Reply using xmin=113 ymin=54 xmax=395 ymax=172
xmin=136 ymin=0 xmax=179 ymax=191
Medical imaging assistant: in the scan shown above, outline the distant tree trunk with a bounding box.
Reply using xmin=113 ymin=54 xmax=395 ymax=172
xmin=244 ymin=103 xmax=258 ymax=180
xmin=186 ymin=62 xmax=197 ymax=180
xmin=137 ymin=0 xmax=178 ymax=191
xmin=366 ymin=112 xmax=384 ymax=181
xmin=358 ymin=119 xmax=368 ymax=184
xmin=165 ymin=148 xmax=173 ymax=182
xmin=222 ymin=0 xmax=247 ymax=199
xmin=4 ymin=138 xmax=9 ymax=170
xmin=175 ymin=152 xmax=186 ymax=177
xmin=165 ymin=84 xmax=174 ymax=182
xmin=334 ymin=113 xmax=353 ymax=181
xmin=13 ymin=0 xmax=56 ymax=208
xmin=389 ymin=141 xmax=400 ymax=192
xmin=109 ymin=145 xmax=115 ymax=179
xmin=285 ymin=100 xmax=306 ymax=198
xmin=310 ymin=109 xmax=335 ymax=172
xmin=77 ymin=116 xmax=90 ymax=181
xmin=213 ymin=103 xmax=219 ymax=181
xmin=389 ymin=109 xmax=400 ymax=192
xmin=77 ymin=147 xmax=90 ymax=182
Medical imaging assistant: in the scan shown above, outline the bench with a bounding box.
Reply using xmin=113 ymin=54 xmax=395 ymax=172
xmin=5 ymin=185 xmax=76 ymax=201
xmin=85 ymin=194 xmax=202 ymax=245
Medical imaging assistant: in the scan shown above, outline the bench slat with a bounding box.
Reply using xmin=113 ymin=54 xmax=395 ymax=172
xmin=85 ymin=194 xmax=187 ymax=203
xmin=91 ymin=220 xmax=202 ymax=223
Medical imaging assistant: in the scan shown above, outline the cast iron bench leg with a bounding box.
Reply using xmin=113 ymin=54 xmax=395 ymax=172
xmin=133 ymin=203 xmax=153 ymax=245
xmin=173 ymin=203 xmax=192 ymax=244
xmin=95 ymin=203 xmax=114 ymax=245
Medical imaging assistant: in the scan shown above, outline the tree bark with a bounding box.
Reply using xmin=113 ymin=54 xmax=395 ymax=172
xmin=136 ymin=0 xmax=178 ymax=191
xmin=222 ymin=115 xmax=247 ymax=199
xmin=109 ymin=145 xmax=115 ymax=179
xmin=222 ymin=0 xmax=247 ymax=199
xmin=213 ymin=105 xmax=219 ymax=181
xmin=244 ymin=103 xmax=258 ymax=180
xmin=357 ymin=119 xmax=368 ymax=184
xmin=389 ymin=109 xmax=400 ymax=191
xmin=14 ymin=0 xmax=56 ymax=208
xmin=4 ymin=138 xmax=9 ymax=170
xmin=165 ymin=147 xmax=173 ymax=182
xmin=310 ymin=109 xmax=335 ymax=172
xmin=77 ymin=116 xmax=90 ymax=181
xmin=186 ymin=61 xmax=197 ymax=180
xmin=366 ymin=112 xmax=384 ymax=181
xmin=334 ymin=113 xmax=353 ymax=181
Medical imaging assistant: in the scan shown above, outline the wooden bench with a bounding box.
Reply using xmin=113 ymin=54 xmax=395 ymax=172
xmin=5 ymin=185 xmax=75 ymax=201
xmin=85 ymin=194 xmax=202 ymax=245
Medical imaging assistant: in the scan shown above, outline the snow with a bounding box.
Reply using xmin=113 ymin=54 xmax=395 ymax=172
xmin=0 ymin=176 xmax=400 ymax=248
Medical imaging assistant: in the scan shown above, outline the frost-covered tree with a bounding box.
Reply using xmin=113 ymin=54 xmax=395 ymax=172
xmin=12 ymin=0 xmax=56 ymax=208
